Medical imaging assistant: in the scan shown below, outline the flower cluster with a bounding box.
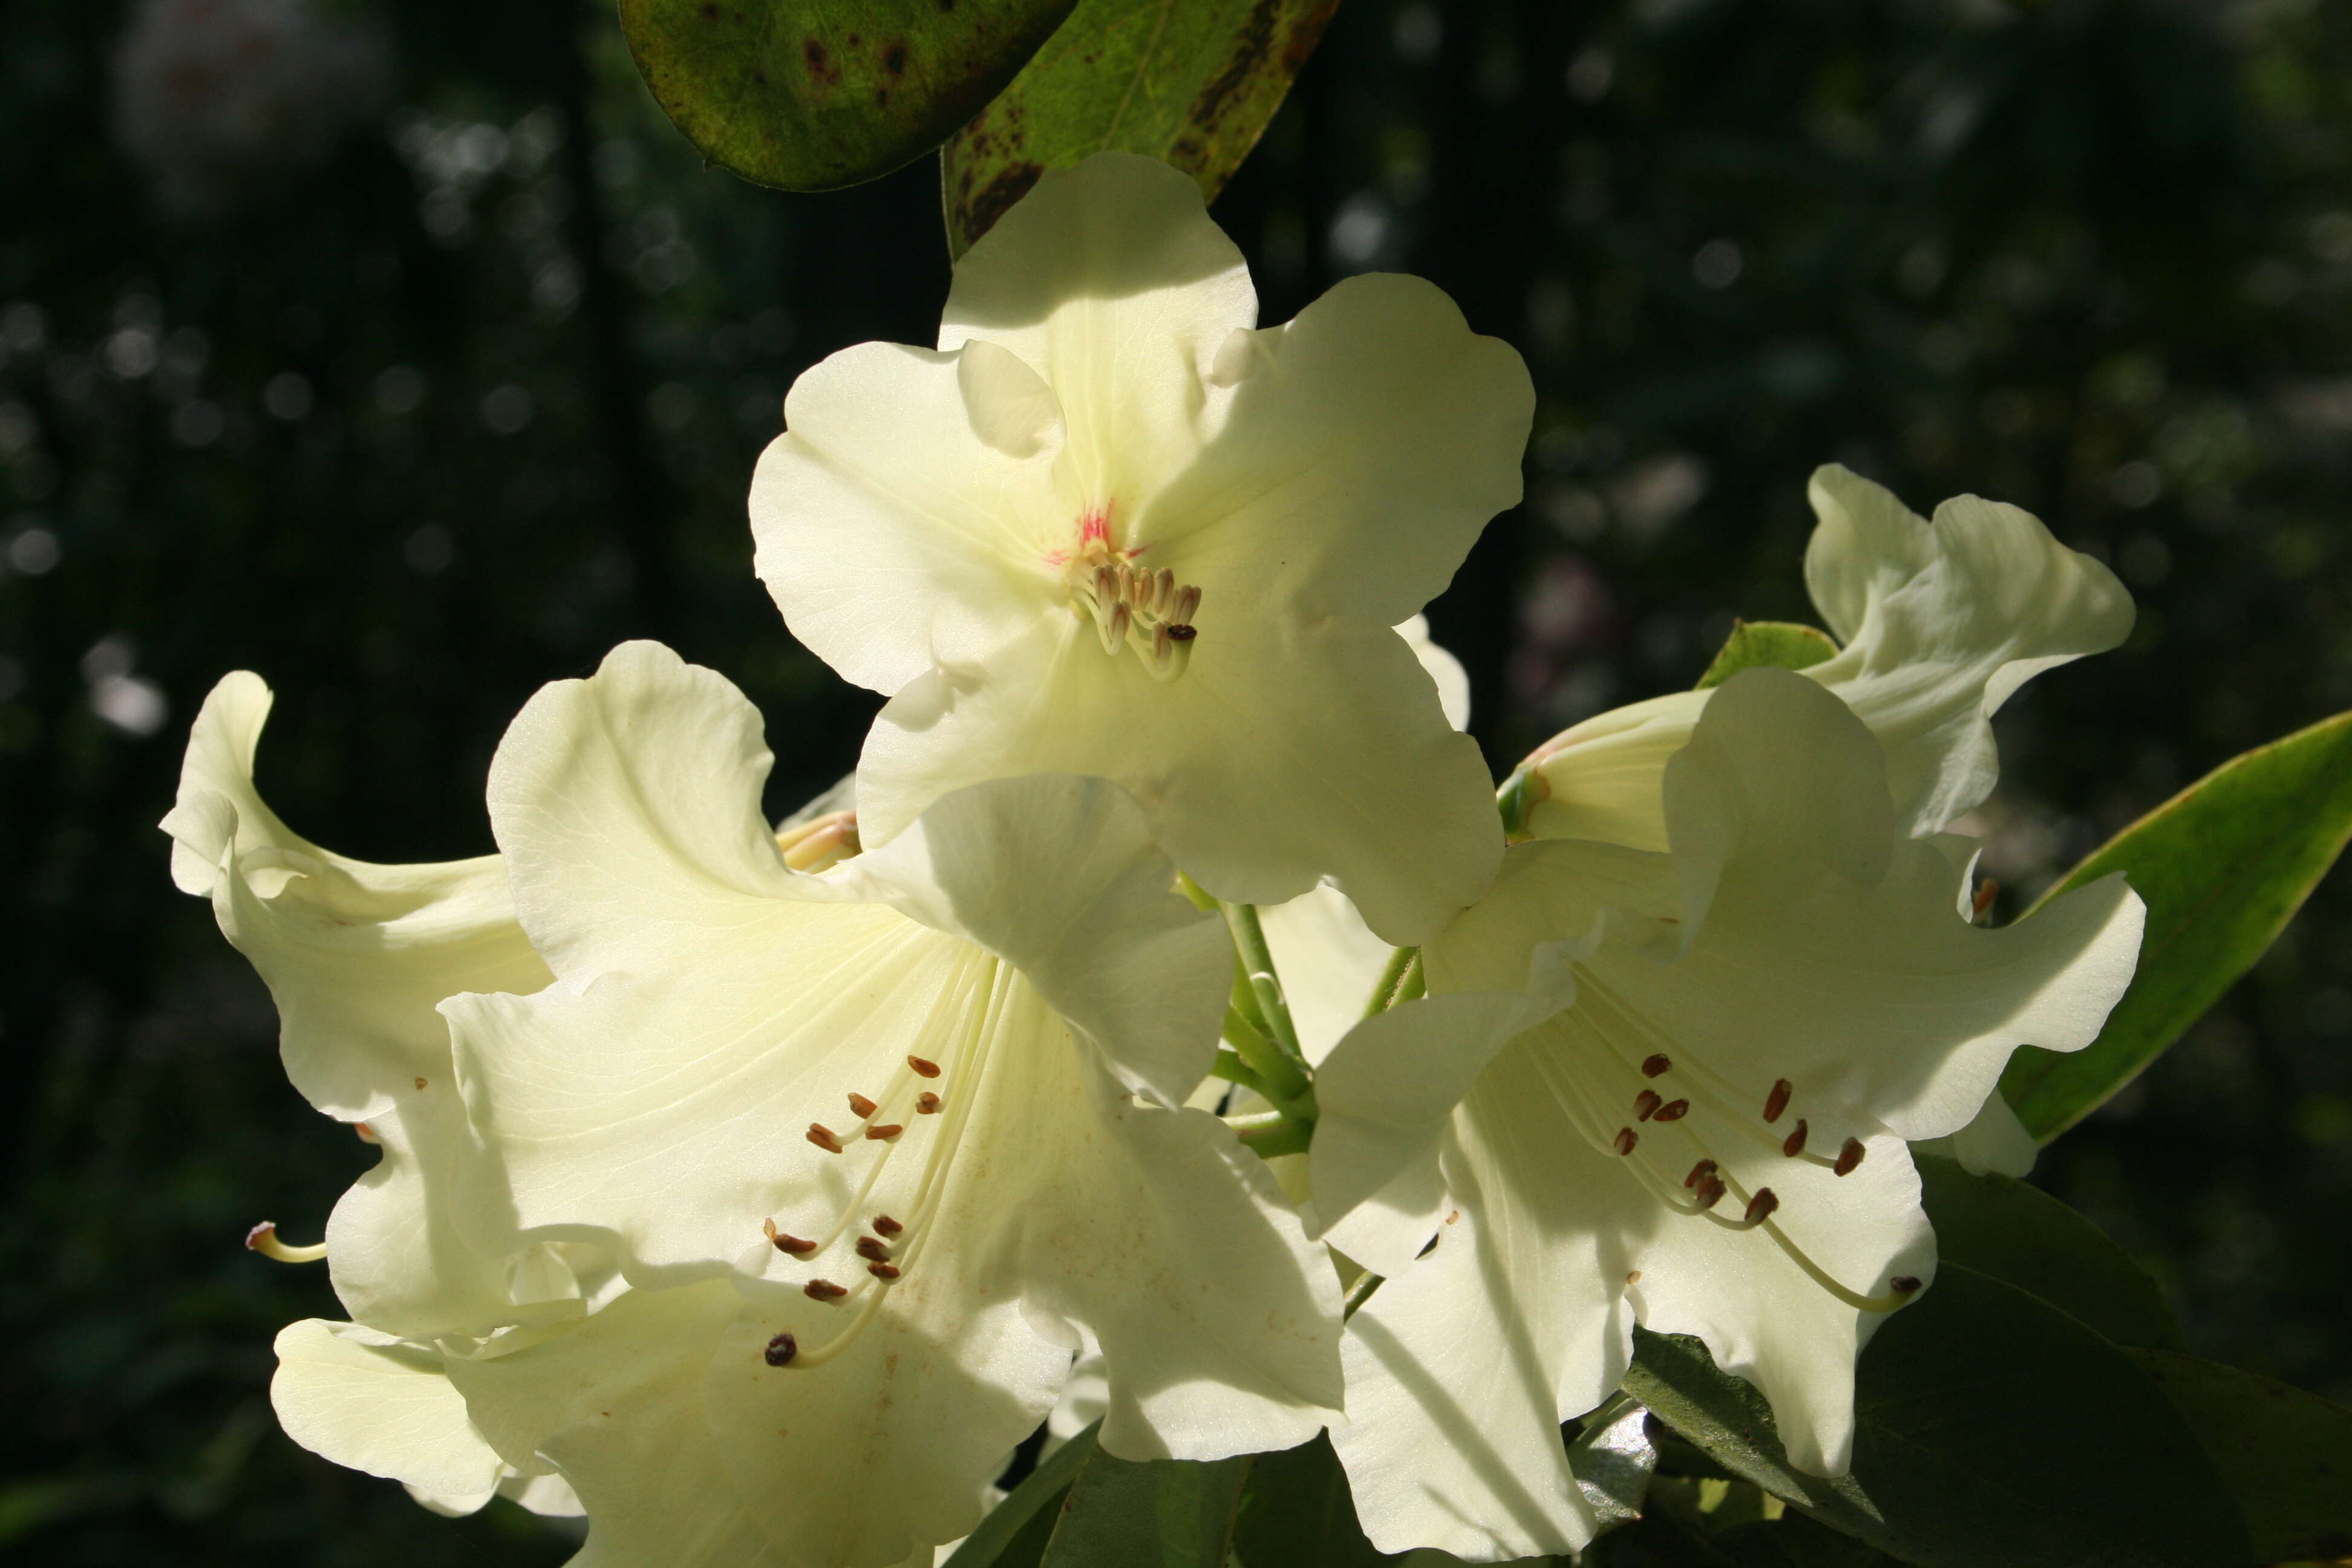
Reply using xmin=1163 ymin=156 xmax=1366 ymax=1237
xmin=172 ymin=154 xmax=2143 ymax=1566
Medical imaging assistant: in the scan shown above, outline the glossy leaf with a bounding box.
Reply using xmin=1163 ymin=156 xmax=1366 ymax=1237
xmin=1693 ymin=620 xmax=1840 ymax=690
xmin=941 ymin=0 xmax=1341 ymax=255
xmin=1625 ymin=1264 xmax=2252 ymax=1566
xmin=1228 ymin=1434 xmax=1394 ymax=1567
xmin=2129 ymin=1348 xmax=2352 ymax=1564
xmin=943 ymin=1424 xmax=1099 ymax=1568
xmin=1037 ymin=1448 xmax=1252 ymax=1567
xmin=1915 ymin=1155 xmax=2186 ymax=1350
xmin=1569 ymin=1396 xmax=1661 ymax=1534
xmin=2001 ymin=707 xmax=2352 ymax=1139
xmin=619 ymin=0 xmax=1076 ymax=191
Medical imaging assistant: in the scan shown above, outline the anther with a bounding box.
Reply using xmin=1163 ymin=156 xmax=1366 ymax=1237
xmin=1971 ymin=878 xmax=1999 ymax=922
xmin=1106 ymin=601 xmax=1132 ymax=647
xmin=908 ymin=1056 xmax=941 ymax=1079
xmin=1613 ymin=1126 xmax=1639 ymax=1156
xmin=1151 ymin=567 xmax=1174 ymax=614
xmin=806 ymin=1123 xmax=844 ymax=1154
xmin=1171 ymin=584 xmax=1201 ymax=627
xmin=915 ymin=1093 xmax=941 ymax=1115
xmin=1651 ymin=1099 xmax=1690 ymax=1122
xmin=1634 ymin=1089 xmax=1662 ymax=1121
xmin=847 ymin=1093 xmax=877 ymax=1120
xmin=1642 ymin=1054 xmax=1672 ymax=1078
xmin=244 ymin=1221 xmax=328 ymax=1264
xmin=1834 ymin=1138 xmax=1866 ymax=1177
xmin=1763 ymin=1079 xmax=1793 ymax=1123
xmin=804 ymin=1279 xmax=848 ymax=1302
xmin=354 ymin=1122 xmax=379 ymax=1145
xmin=867 ymin=1262 xmax=901 ymax=1280
xmin=763 ymin=1218 xmax=817 ymax=1256
xmin=1626 ymin=1270 xmax=1643 ymax=1285
xmin=1891 ymin=1275 xmax=1921 ymax=1294
xmin=1743 ymin=1188 xmax=1781 ymax=1224
xmin=871 ymin=1215 xmax=903 ymax=1237
xmin=864 ymin=1123 xmax=903 ymax=1141
xmin=1684 ymin=1158 xmax=1718 ymax=1189
xmin=855 ymin=1236 xmax=891 ymax=1262
xmin=1694 ymin=1174 xmax=1726 ymax=1209
xmin=763 ymin=1332 xmax=798 ymax=1367
xmin=1782 ymin=1119 xmax=1809 ymax=1158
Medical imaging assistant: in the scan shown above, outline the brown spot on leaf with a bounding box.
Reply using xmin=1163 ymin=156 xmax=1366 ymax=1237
xmin=802 ymin=38 xmax=840 ymax=87
xmin=883 ymin=42 xmax=908 ymax=76
xmin=960 ymin=161 xmax=1044 ymax=246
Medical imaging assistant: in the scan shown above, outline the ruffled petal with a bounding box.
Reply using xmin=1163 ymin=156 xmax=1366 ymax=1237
xmin=1803 ymin=465 xmax=2134 ymax=834
xmin=751 ymin=342 xmax=1068 ymax=695
xmin=939 ymin=152 xmax=1254 ymax=512
xmin=1142 ymin=272 xmax=1534 ymax=626
xmin=271 ymin=1319 xmax=505 ymax=1500
xmin=857 ymin=612 xmax=1500 ymax=946
xmin=160 ymin=674 xmax=549 ymax=1122
xmin=1522 ymin=690 xmax=1704 ymax=854
xmin=1397 ymin=613 xmax=1472 ymax=731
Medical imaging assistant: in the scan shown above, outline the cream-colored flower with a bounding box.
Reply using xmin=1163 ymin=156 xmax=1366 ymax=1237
xmin=1310 ymin=670 xmax=2144 ymax=1560
xmin=750 ymin=152 xmax=1532 ymax=945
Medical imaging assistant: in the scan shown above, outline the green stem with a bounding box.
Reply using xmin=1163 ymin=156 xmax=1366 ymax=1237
xmin=1363 ymin=944 xmax=1422 ymax=1018
xmin=1230 ymin=1112 xmax=1313 ymax=1159
xmin=1343 ymin=1270 xmax=1385 ymax=1318
xmin=1221 ymin=900 xmax=1308 ymax=1073
xmin=1211 ymin=1042 xmax=1316 ymax=1122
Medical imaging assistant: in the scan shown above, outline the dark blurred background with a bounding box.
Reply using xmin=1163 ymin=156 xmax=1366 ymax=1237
xmin=6 ymin=0 xmax=2351 ymax=1560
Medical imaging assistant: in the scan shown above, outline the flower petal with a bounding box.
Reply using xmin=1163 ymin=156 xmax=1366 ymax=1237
xmin=1803 ymin=464 xmax=2134 ymax=834
xmin=1258 ymin=883 xmax=1392 ymax=1067
xmin=939 ymin=152 xmax=1254 ymax=511
xmin=751 ymin=342 xmax=1066 ymax=696
xmin=1397 ymin=613 xmax=1472 ymax=731
xmin=857 ymin=612 xmax=1500 ymax=946
xmin=162 ymin=673 xmax=549 ymax=1120
xmin=270 ymin=1319 xmax=506 ymax=1500
xmin=1912 ymin=1091 xmax=2041 ymax=1177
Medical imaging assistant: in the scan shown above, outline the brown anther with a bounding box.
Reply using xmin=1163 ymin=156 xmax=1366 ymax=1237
xmin=1625 ymin=1270 xmax=1643 ymax=1285
xmin=864 ymin=1123 xmax=904 ymax=1141
xmin=1634 ymin=1089 xmax=1662 ymax=1121
xmin=1891 ymin=1275 xmax=1922 ymax=1294
xmin=847 ymin=1093 xmax=878 ymax=1120
xmin=1166 ymin=623 xmax=1197 ymax=642
xmin=907 ymin=1056 xmax=941 ymax=1079
xmin=1834 ymin=1138 xmax=1866 ymax=1177
xmin=1612 ymin=1126 xmax=1639 ymax=1156
xmin=806 ymin=1123 xmax=844 ymax=1154
xmin=1743 ymin=1188 xmax=1781 ymax=1224
xmin=871 ymin=1215 xmax=903 ymax=1236
xmin=763 ymin=1332 xmax=798 ymax=1367
xmin=1763 ymin=1078 xmax=1793 ymax=1123
xmin=762 ymin=1218 xmax=817 ymax=1256
xmin=804 ymin=1279 xmax=848 ymax=1301
xmin=1652 ymin=1099 xmax=1690 ymax=1122
xmin=855 ymin=1236 xmax=891 ymax=1262
xmin=1694 ymin=1175 xmax=1727 ymax=1209
xmin=1971 ymin=878 xmax=2000 ymax=921
xmin=1641 ymin=1054 xmax=1672 ymax=1078
xmin=1782 ymin=1119 xmax=1809 ymax=1158
xmin=915 ymin=1093 xmax=941 ymax=1115
xmin=414 ymin=1077 xmax=428 ymax=1090
xmin=1684 ymin=1158 xmax=1718 ymax=1189
xmin=867 ymin=1262 xmax=901 ymax=1281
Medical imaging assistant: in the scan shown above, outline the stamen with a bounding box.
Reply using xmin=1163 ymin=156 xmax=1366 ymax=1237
xmin=1684 ymin=1158 xmax=1717 ymax=1189
xmin=763 ymin=1219 xmax=817 ymax=1256
xmin=807 ymin=1124 xmax=844 ymax=1154
xmin=1693 ymin=1173 xmax=1726 ymax=1209
xmin=1834 ymin=1138 xmax=1866 ymax=1177
xmin=1763 ymin=1079 xmax=1793 ymax=1124
xmin=1971 ymin=878 xmax=1999 ymax=922
xmin=1642 ymin=1054 xmax=1672 ymax=1078
xmin=847 ymin=1093 xmax=877 ymax=1120
xmin=763 ymin=1332 xmax=798 ymax=1367
xmin=915 ymin=1093 xmax=941 ymax=1115
xmin=1782 ymin=1119 xmax=1809 ymax=1158
xmin=244 ymin=1221 xmax=327 ymax=1264
xmin=1652 ymin=1099 xmax=1690 ymax=1122
xmin=1613 ymin=1126 xmax=1639 ymax=1156
xmin=1743 ymin=1188 xmax=1781 ymax=1224
xmin=854 ymin=1237 xmax=891 ymax=1262
xmin=867 ymin=1262 xmax=901 ymax=1280
xmin=908 ymin=1056 xmax=941 ymax=1079
xmin=804 ymin=1279 xmax=848 ymax=1302
xmin=1634 ymin=1089 xmax=1662 ymax=1121
xmin=1151 ymin=567 xmax=1174 ymax=615
xmin=864 ymin=1123 xmax=903 ymax=1142
xmin=1172 ymin=585 xmax=1201 ymax=626
xmin=1892 ymin=1276 xmax=1921 ymax=1294
xmin=871 ymin=1215 xmax=903 ymax=1236
xmin=353 ymin=1122 xmax=379 ymax=1145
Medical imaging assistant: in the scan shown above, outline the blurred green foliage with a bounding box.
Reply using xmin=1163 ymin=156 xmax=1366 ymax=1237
xmin=4 ymin=0 xmax=2352 ymax=1561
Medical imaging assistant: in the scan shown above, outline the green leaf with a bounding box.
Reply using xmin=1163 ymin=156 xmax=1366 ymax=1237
xmin=1713 ymin=1514 xmax=1910 ymax=1567
xmin=1228 ymin=1434 xmax=1396 ymax=1567
xmin=941 ymin=0 xmax=1341 ymax=255
xmin=1625 ymin=1264 xmax=2253 ymax=1566
xmin=1038 ymin=1446 xmax=1253 ymax=1567
xmin=619 ymin=0 xmax=1076 ymax=192
xmin=1913 ymin=1155 xmax=2186 ymax=1350
xmin=1693 ymin=620 xmax=1840 ymax=690
xmin=2128 ymin=1348 xmax=2352 ymax=1564
xmin=2001 ymin=707 xmax=2352 ymax=1140
xmin=943 ymin=1423 xmax=1099 ymax=1568
xmin=1569 ymin=1395 xmax=1661 ymax=1533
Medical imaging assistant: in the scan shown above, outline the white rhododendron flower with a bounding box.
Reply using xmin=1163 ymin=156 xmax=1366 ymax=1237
xmin=1522 ymin=464 xmax=2134 ymax=852
xmin=750 ymin=152 xmax=1532 ymax=944
xmin=1308 ymin=670 xmax=2145 ymax=1560
xmin=424 ymin=642 xmax=1341 ymax=1566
